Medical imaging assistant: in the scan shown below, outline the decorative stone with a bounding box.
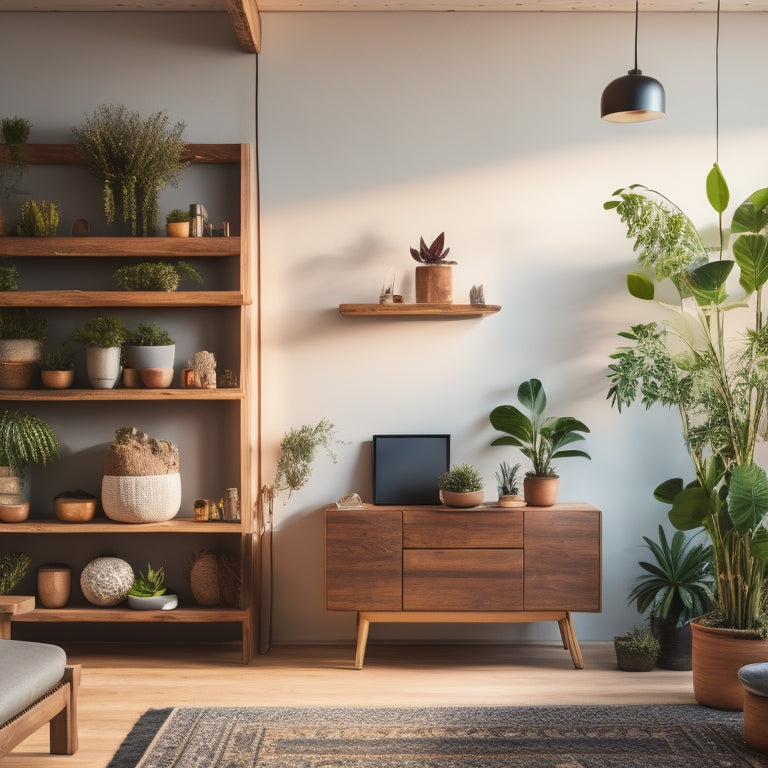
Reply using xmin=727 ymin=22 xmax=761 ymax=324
xmin=80 ymin=556 xmax=133 ymax=607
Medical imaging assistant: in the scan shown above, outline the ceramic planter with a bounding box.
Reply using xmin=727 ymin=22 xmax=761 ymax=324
xmin=124 ymin=343 xmax=175 ymax=372
xmin=440 ymin=490 xmax=484 ymax=508
xmin=652 ymin=615 xmax=692 ymax=671
xmin=166 ymin=221 xmax=189 ymax=238
xmin=691 ymin=617 xmax=768 ymax=710
xmin=40 ymin=369 xmax=74 ymax=389
xmin=127 ymin=593 xmax=178 ymax=610
xmin=85 ymin=346 xmax=121 ymax=389
xmin=523 ymin=475 xmax=559 ymax=507
xmin=37 ymin=564 xmax=71 ymax=608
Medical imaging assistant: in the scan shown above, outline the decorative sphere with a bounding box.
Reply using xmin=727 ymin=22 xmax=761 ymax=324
xmin=80 ymin=557 xmax=134 ymax=607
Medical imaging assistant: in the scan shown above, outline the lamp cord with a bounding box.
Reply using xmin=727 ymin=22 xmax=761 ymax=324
xmin=715 ymin=0 xmax=721 ymax=164
xmin=634 ymin=0 xmax=639 ymax=71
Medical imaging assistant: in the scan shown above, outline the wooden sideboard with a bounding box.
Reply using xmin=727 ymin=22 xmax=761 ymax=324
xmin=325 ymin=502 xmax=602 ymax=668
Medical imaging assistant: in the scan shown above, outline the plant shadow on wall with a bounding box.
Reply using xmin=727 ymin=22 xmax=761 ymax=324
xmin=605 ymin=165 xmax=768 ymax=708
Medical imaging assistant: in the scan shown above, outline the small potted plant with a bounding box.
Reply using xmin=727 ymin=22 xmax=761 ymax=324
xmin=410 ymin=232 xmax=456 ymax=304
xmin=0 ymin=308 xmax=47 ymax=389
xmin=165 ymin=208 xmax=190 ymax=238
xmin=124 ymin=322 xmax=175 ymax=388
xmin=0 ymin=263 xmax=18 ymax=291
xmin=16 ymin=199 xmax=60 ymax=237
xmin=74 ymin=315 xmax=128 ymax=389
xmin=0 ymin=408 xmax=60 ymax=522
xmin=113 ymin=260 xmax=202 ymax=292
xmin=614 ymin=626 xmax=661 ymax=672
xmin=0 ymin=552 xmax=31 ymax=593
xmin=495 ymin=461 xmax=525 ymax=507
xmin=38 ymin=342 xmax=77 ymax=390
xmin=489 ymin=378 xmax=590 ymax=507
xmin=127 ymin=563 xmax=177 ymax=610
xmin=438 ymin=463 xmax=485 ymax=508
xmin=627 ymin=525 xmax=713 ymax=671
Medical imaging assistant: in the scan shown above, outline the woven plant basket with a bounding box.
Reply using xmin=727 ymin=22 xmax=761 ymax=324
xmin=101 ymin=473 xmax=181 ymax=523
xmin=0 ymin=361 xmax=36 ymax=389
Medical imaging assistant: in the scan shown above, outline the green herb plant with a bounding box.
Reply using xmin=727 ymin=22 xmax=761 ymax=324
xmin=0 ymin=309 xmax=47 ymax=342
xmin=74 ymin=315 xmax=128 ymax=348
xmin=0 ymin=263 xmax=18 ymax=291
xmin=489 ymin=378 xmax=591 ymax=477
xmin=0 ymin=409 xmax=60 ymax=472
xmin=72 ymin=104 xmax=187 ymax=236
xmin=0 ymin=552 xmax=32 ymax=594
xmin=438 ymin=463 xmax=484 ymax=493
xmin=125 ymin=322 xmax=174 ymax=347
xmin=38 ymin=343 xmax=76 ymax=372
xmin=113 ymin=261 xmax=202 ymax=291
xmin=17 ymin=199 xmax=60 ymax=236
xmin=166 ymin=208 xmax=190 ymax=223
xmin=605 ymin=165 xmax=768 ymax=635
xmin=614 ymin=626 xmax=661 ymax=660
xmin=128 ymin=564 xmax=167 ymax=597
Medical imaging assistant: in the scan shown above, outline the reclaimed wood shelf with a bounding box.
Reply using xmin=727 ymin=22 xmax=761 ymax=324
xmin=0 ymin=236 xmax=240 ymax=258
xmin=0 ymin=291 xmax=246 ymax=307
xmin=0 ymin=388 xmax=244 ymax=402
xmin=338 ymin=303 xmax=501 ymax=318
xmin=12 ymin=606 xmax=249 ymax=623
xmin=0 ymin=518 xmax=244 ymax=534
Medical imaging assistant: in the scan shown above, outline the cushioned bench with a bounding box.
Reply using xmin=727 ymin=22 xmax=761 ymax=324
xmin=0 ymin=639 xmax=80 ymax=757
xmin=739 ymin=662 xmax=768 ymax=753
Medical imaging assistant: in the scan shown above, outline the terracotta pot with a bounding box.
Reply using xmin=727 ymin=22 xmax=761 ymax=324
xmin=0 ymin=501 xmax=29 ymax=523
xmin=523 ymin=475 xmax=559 ymax=507
xmin=140 ymin=367 xmax=174 ymax=388
xmin=415 ymin=265 xmax=452 ymax=304
xmin=440 ymin=490 xmax=484 ymax=508
xmin=37 ymin=564 xmax=71 ymax=608
xmin=40 ymin=369 xmax=74 ymax=389
xmin=54 ymin=496 xmax=97 ymax=522
xmin=691 ymin=617 xmax=768 ymax=710
xmin=166 ymin=221 xmax=190 ymax=238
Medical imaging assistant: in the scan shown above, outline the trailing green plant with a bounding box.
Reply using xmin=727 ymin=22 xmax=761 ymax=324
xmin=605 ymin=164 xmax=768 ymax=635
xmin=128 ymin=564 xmax=167 ymax=597
xmin=113 ymin=261 xmax=202 ymax=291
xmin=125 ymin=322 xmax=174 ymax=347
xmin=17 ymin=199 xmax=60 ymax=236
xmin=166 ymin=208 xmax=190 ymax=223
xmin=496 ymin=461 xmax=521 ymax=497
xmin=0 ymin=263 xmax=18 ymax=291
xmin=410 ymin=232 xmax=457 ymax=265
xmin=614 ymin=626 xmax=661 ymax=659
xmin=0 ymin=409 xmax=60 ymax=472
xmin=0 ymin=116 xmax=31 ymax=199
xmin=0 ymin=308 xmax=47 ymax=342
xmin=438 ymin=463 xmax=484 ymax=493
xmin=489 ymin=378 xmax=591 ymax=478
xmin=74 ymin=315 xmax=128 ymax=348
xmin=627 ymin=525 xmax=713 ymax=627
xmin=0 ymin=552 xmax=32 ymax=594
xmin=72 ymin=104 xmax=187 ymax=236
xmin=274 ymin=418 xmax=339 ymax=495
xmin=38 ymin=343 xmax=76 ymax=372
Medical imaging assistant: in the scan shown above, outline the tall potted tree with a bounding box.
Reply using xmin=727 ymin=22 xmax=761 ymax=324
xmin=606 ymin=164 xmax=768 ymax=709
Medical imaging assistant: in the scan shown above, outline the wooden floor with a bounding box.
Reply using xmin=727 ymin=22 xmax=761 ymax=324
xmin=3 ymin=641 xmax=697 ymax=768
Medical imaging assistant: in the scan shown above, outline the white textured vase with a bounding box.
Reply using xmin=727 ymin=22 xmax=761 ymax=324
xmin=86 ymin=346 xmax=121 ymax=389
xmin=101 ymin=474 xmax=181 ymax=523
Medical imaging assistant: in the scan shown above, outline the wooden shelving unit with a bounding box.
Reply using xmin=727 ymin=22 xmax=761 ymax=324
xmin=338 ymin=303 xmax=501 ymax=318
xmin=0 ymin=143 xmax=257 ymax=663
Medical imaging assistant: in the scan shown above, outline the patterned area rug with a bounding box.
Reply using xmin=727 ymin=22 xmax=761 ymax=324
xmin=107 ymin=705 xmax=768 ymax=768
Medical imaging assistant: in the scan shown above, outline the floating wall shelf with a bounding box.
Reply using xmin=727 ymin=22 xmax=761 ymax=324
xmin=338 ymin=303 xmax=501 ymax=318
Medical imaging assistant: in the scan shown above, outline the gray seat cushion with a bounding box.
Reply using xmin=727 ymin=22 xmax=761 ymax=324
xmin=0 ymin=640 xmax=67 ymax=724
xmin=739 ymin=662 xmax=768 ymax=697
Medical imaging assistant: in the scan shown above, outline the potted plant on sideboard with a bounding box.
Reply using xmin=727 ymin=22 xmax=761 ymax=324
xmin=489 ymin=378 xmax=591 ymax=507
xmin=627 ymin=525 xmax=713 ymax=670
xmin=438 ymin=463 xmax=485 ymax=508
xmin=605 ymin=164 xmax=768 ymax=709
xmin=495 ymin=461 xmax=525 ymax=507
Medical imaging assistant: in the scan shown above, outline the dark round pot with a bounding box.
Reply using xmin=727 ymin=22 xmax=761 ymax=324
xmin=652 ymin=615 xmax=692 ymax=671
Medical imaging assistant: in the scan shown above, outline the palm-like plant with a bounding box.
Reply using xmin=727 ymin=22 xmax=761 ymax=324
xmin=0 ymin=409 xmax=60 ymax=472
xmin=628 ymin=525 xmax=713 ymax=627
xmin=489 ymin=378 xmax=590 ymax=477
xmin=606 ymin=164 xmax=768 ymax=634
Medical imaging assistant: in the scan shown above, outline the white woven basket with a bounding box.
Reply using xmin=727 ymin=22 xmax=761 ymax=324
xmin=101 ymin=474 xmax=181 ymax=523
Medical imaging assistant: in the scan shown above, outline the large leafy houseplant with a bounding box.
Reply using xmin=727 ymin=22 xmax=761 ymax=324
xmin=606 ymin=164 xmax=768 ymax=636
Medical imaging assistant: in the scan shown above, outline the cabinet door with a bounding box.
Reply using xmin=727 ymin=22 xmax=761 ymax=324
xmin=523 ymin=506 xmax=602 ymax=611
xmin=403 ymin=549 xmax=523 ymax=610
xmin=325 ymin=509 xmax=402 ymax=611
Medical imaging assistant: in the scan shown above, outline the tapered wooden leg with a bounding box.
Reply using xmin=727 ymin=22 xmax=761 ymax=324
xmin=355 ymin=613 xmax=370 ymax=670
xmin=559 ymin=612 xmax=584 ymax=669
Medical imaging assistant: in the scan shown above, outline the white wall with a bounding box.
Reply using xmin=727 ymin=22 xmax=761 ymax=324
xmin=257 ymin=10 xmax=768 ymax=644
xmin=3 ymin=9 xmax=767 ymax=647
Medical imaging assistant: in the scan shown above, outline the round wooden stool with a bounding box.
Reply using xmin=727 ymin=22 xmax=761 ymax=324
xmin=739 ymin=662 xmax=768 ymax=753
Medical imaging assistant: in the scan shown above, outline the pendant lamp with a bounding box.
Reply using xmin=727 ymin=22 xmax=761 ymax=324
xmin=601 ymin=0 xmax=665 ymax=123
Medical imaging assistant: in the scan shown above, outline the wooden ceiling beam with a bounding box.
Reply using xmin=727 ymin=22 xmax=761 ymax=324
xmin=226 ymin=0 xmax=261 ymax=53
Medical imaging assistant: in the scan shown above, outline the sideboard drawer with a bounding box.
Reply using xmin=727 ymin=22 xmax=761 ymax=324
xmin=403 ymin=510 xmax=523 ymax=549
xmin=403 ymin=549 xmax=524 ymax=610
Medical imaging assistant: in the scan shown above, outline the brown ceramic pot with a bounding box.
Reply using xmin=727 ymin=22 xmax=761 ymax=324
xmin=691 ymin=617 xmax=768 ymax=710
xmin=0 ymin=501 xmax=30 ymax=523
xmin=37 ymin=564 xmax=72 ymax=608
xmin=523 ymin=475 xmax=559 ymax=507
xmin=166 ymin=221 xmax=190 ymax=237
xmin=415 ymin=265 xmax=452 ymax=303
xmin=40 ymin=369 xmax=74 ymax=389
xmin=440 ymin=490 xmax=484 ymax=508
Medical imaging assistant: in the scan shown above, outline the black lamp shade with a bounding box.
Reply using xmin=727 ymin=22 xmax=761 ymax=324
xmin=601 ymin=69 xmax=665 ymax=123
